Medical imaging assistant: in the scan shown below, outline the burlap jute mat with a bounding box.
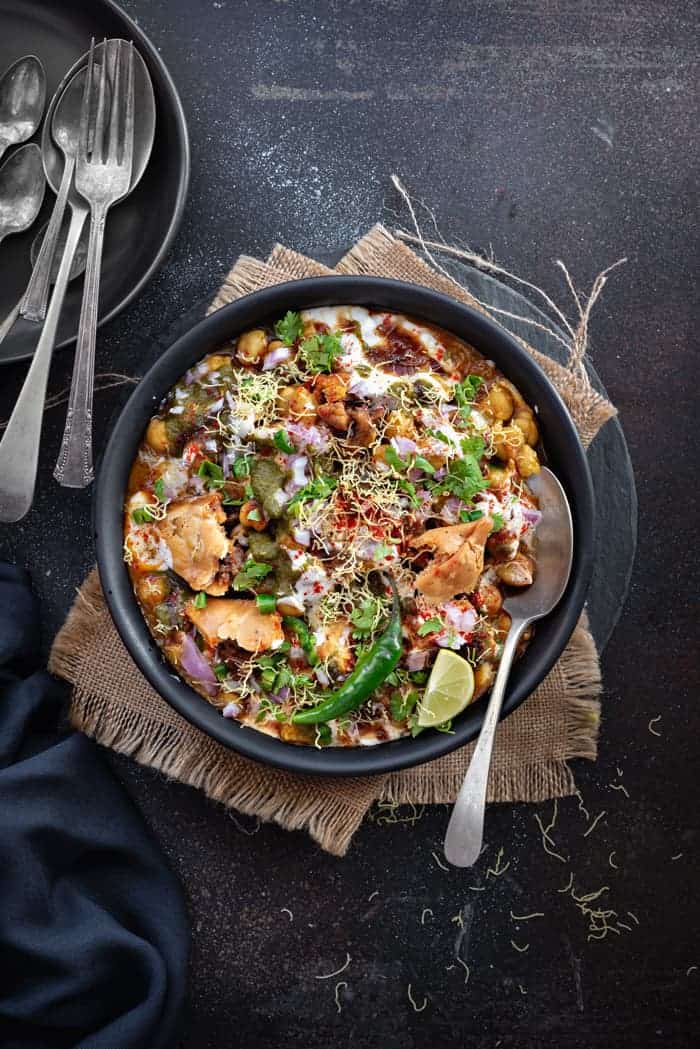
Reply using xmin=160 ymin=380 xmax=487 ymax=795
xmin=49 ymin=225 xmax=610 ymax=856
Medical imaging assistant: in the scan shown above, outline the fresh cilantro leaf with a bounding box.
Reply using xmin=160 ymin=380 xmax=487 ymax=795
xmin=213 ymin=663 xmax=228 ymax=680
xmin=273 ymin=429 xmax=295 ymax=454
xmin=274 ymin=311 xmax=303 ymax=346
xmin=459 ymin=508 xmax=484 ymax=523
xmin=232 ymin=559 xmax=273 ymax=591
xmin=454 ymin=374 xmax=484 ymax=416
xmin=197 ymin=459 xmax=224 ymax=487
xmin=315 ymin=723 xmax=332 ymax=745
xmin=154 ymin=478 xmax=166 ymax=502
xmin=409 ymin=714 xmax=426 ymax=738
xmin=350 ymin=597 xmax=383 ymax=638
xmin=287 ymin=475 xmax=337 ymax=511
xmin=417 ymin=617 xmax=444 ymax=637
xmin=396 ymin=478 xmax=420 ymax=508
xmin=131 ymin=506 xmax=155 ymax=524
xmin=491 ymin=512 xmax=505 ymax=532
xmin=232 ymin=456 xmax=251 ymax=478
xmin=193 ymin=591 xmax=207 ymax=608
xmin=460 ymin=435 xmax=485 ymax=458
xmin=298 ymin=332 xmax=343 ymax=374
xmin=384 ymin=446 xmax=408 ymax=472
xmin=390 ymin=690 xmax=419 ymax=721
xmin=435 ymin=719 xmax=455 ymax=734
xmin=426 ymin=428 xmax=453 ymax=445
xmin=413 ymin=454 xmax=435 ymax=475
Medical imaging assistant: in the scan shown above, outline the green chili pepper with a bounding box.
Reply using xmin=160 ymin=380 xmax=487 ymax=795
xmin=292 ymin=574 xmax=402 ymax=725
xmin=282 ymin=615 xmax=319 ymax=666
xmin=256 ymin=593 xmax=277 ymax=614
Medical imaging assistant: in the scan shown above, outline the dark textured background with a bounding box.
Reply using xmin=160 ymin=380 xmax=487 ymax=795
xmin=1 ymin=2 xmax=698 ymax=1047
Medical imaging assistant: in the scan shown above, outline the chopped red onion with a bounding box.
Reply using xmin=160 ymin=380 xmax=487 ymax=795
xmin=390 ymin=436 xmax=418 ymax=456
xmin=292 ymin=526 xmax=311 ymax=546
xmin=285 ymin=421 xmax=330 ymax=452
xmin=222 ymin=701 xmax=241 ymax=718
xmin=433 ymin=467 xmax=446 ymax=480
xmin=289 ymin=455 xmax=308 ymax=488
xmin=208 ymin=397 xmax=224 ymax=415
xmin=406 ymin=650 xmax=429 ymax=671
xmin=179 ymin=634 xmax=218 ymax=695
xmin=263 ymin=346 xmax=292 ymax=370
xmin=522 ymin=507 xmax=542 ymax=527
xmin=315 ymin=666 xmax=330 ymax=687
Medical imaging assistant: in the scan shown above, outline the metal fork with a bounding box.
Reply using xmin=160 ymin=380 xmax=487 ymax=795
xmin=53 ymin=38 xmax=135 ymax=488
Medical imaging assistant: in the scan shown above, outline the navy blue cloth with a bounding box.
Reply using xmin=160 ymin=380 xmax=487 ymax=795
xmin=0 ymin=564 xmax=190 ymax=1049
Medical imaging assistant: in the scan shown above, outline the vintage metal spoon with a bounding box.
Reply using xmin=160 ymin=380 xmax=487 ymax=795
xmin=0 ymin=216 xmax=89 ymax=346
xmin=443 ymin=467 xmax=574 ymax=867
xmin=0 ymin=40 xmax=155 ymax=523
xmin=0 ymin=142 xmax=45 ymax=244
xmin=0 ymin=55 xmax=46 ymax=161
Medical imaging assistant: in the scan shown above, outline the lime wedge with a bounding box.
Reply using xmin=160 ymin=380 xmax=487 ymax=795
xmin=417 ymin=650 xmax=475 ymax=728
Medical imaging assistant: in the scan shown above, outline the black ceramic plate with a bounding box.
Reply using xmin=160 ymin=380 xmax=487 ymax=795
xmin=95 ymin=277 xmax=596 ymax=778
xmin=0 ymin=0 xmax=189 ymax=364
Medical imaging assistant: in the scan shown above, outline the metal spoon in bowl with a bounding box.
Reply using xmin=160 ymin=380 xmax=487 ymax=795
xmin=443 ymin=466 xmax=574 ymax=867
xmin=0 ymin=215 xmax=90 ymax=346
xmin=0 ymin=142 xmax=45 ymax=243
xmin=0 ymin=55 xmax=46 ymax=161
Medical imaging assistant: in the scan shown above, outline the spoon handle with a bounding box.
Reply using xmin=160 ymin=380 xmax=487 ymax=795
xmin=0 ymin=206 xmax=87 ymax=522
xmin=21 ymin=154 xmax=75 ymax=323
xmin=53 ymin=202 xmax=107 ymax=488
xmin=443 ymin=618 xmax=528 ymax=867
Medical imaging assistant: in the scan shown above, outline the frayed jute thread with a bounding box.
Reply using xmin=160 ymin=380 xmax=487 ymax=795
xmin=50 ymin=221 xmax=613 ymax=855
xmin=0 ymin=373 xmax=139 ymax=432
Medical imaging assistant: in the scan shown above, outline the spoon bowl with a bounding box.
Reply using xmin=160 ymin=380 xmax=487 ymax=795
xmin=0 ymin=143 xmax=45 ymax=243
xmin=443 ymin=466 xmax=574 ymax=867
xmin=0 ymin=55 xmax=46 ymax=161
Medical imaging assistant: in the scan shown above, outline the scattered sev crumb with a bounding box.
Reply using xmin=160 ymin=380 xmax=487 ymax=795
xmin=420 ymin=908 xmax=433 ymax=925
xmin=565 ymin=881 xmax=632 ymax=942
xmin=617 ymin=921 xmax=632 ymax=931
xmin=371 ymin=801 xmax=425 ymax=826
xmin=451 ymin=913 xmax=465 ymax=929
xmin=510 ymin=910 xmax=544 ymax=921
xmin=616 ymin=766 xmax=624 ymax=778
xmin=486 ymin=846 xmax=510 ymax=878
xmin=445 ymin=964 xmax=456 ymax=971
xmin=609 ymin=782 xmax=630 ymax=798
xmin=432 ymin=851 xmax=450 ymax=872
xmin=648 ymin=716 xmax=662 ymax=737
xmin=535 ymin=799 xmax=568 ymax=863
xmin=456 ymin=957 xmax=471 ymax=986
xmin=608 ymin=851 xmax=619 ymax=870
xmin=367 ymin=890 xmax=379 ymax=902
xmin=627 ymin=911 xmax=640 ymax=925
xmin=687 ymin=966 xmax=698 ymax=976
xmin=510 ymin=939 xmax=530 ymax=953
xmin=334 ymin=981 xmax=347 ymax=1013
xmin=407 ymin=983 xmax=428 ymax=1012
xmin=583 ymin=810 xmax=607 ymax=838
xmin=671 ymin=853 xmax=683 ymax=861
xmin=518 ymin=984 xmax=527 ymax=995
xmin=315 ymin=953 xmax=351 ymax=980
xmin=558 ymin=872 xmax=575 ymax=894
xmin=280 ymin=907 xmax=294 ymax=922
xmin=469 ymin=884 xmax=486 ymax=891
xmin=574 ymin=790 xmax=590 ymax=822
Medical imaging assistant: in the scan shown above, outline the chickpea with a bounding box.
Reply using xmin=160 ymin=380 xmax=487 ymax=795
xmin=267 ymin=339 xmax=284 ymax=352
xmin=478 ymin=582 xmax=503 ymax=617
xmin=278 ymin=385 xmax=317 ymax=421
xmin=484 ymin=382 xmax=515 ymax=421
xmin=495 ymin=555 xmax=534 ymax=587
xmin=239 ymin=499 xmax=267 ymax=531
xmin=512 ymin=407 xmax=539 ymax=446
xmin=473 ymin=662 xmax=495 ymax=700
xmin=493 ymin=423 xmax=524 ymax=460
xmin=204 ymin=353 xmax=231 ymax=371
xmin=495 ymin=610 xmax=512 ymax=637
xmin=485 ymin=462 xmax=511 ymax=487
xmin=236 ymin=329 xmax=268 ymax=364
xmin=145 ymin=417 xmax=170 ymax=454
xmin=515 ymin=444 xmax=540 ymax=478
xmin=384 ymin=411 xmax=417 ymax=440
xmin=280 ymin=722 xmax=316 ymax=744
xmin=136 ymin=573 xmax=169 ymax=607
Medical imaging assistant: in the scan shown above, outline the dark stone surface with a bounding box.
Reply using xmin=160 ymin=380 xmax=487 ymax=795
xmin=0 ymin=1 xmax=697 ymax=1046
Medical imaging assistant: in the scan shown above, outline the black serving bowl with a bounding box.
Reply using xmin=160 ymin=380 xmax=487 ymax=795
xmin=95 ymin=277 xmax=595 ymax=777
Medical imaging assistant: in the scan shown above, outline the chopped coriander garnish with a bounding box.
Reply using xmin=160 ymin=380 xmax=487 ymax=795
xmin=244 ymin=483 xmax=255 ymax=500
xmin=273 ymin=429 xmax=295 ymax=454
xmin=460 ymin=435 xmax=485 ymax=458
xmin=384 ymin=446 xmax=408 ymax=472
xmin=222 ymin=491 xmax=242 ymax=506
xmin=154 ymin=478 xmax=166 ymax=502
xmin=491 ymin=512 xmax=505 ymax=532
xmin=232 ymin=559 xmax=273 ymax=591
xmin=193 ymin=591 xmax=207 ymax=609
xmin=298 ymin=332 xmax=343 ymax=374
xmin=197 ymin=459 xmax=224 ymax=486
xmin=459 ymin=508 xmax=484 ymax=523
xmin=213 ymin=663 xmax=228 ymax=680
xmin=390 ymin=690 xmax=419 ymax=721
xmin=287 ymin=475 xmax=337 ymax=511
xmin=232 ymin=456 xmax=250 ymax=479
xmin=454 ymin=374 xmax=484 ymax=416
xmin=427 ymin=428 xmax=453 ymax=445
xmin=417 ymin=617 xmax=444 ymax=637
xmin=315 ymin=723 xmax=332 ymax=745
xmin=396 ymin=478 xmax=420 ymax=508
xmin=274 ymin=310 xmax=303 ymax=346
xmin=247 ymin=507 xmax=262 ymax=522
xmin=131 ymin=506 xmax=155 ymax=524
xmin=350 ymin=597 xmax=383 ymax=638
xmin=413 ymin=454 xmax=435 ymax=475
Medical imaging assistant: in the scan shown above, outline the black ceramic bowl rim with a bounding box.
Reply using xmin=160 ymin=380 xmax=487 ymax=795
xmin=95 ymin=276 xmax=595 ymax=777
